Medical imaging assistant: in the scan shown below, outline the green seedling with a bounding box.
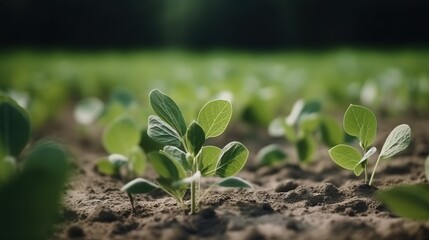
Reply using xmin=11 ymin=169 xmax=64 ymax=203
xmin=122 ymin=89 xmax=251 ymax=214
xmin=256 ymin=144 xmax=288 ymax=167
xmin=96 ymin=116 xmax=146 ymax=178
xmin=329 ymin=104 xmax=411 ymax=185
xmin=268 ymin=99 xmax=343 ymax=163
xmin=0 ymin=93 xmax=70 ymax=239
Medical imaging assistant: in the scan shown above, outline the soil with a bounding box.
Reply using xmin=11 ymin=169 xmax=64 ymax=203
xmin=42 ymin=108 xmax=429 ymax=240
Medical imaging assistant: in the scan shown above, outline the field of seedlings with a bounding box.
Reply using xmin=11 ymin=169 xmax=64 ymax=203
xmin=1 ymin=49 xmax=429 ymax=240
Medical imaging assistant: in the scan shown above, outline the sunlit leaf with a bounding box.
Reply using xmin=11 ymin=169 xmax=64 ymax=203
xmin=199 ymin=146 xmax=221 ymax=176
xmin=197 ymin=100 xmax=232 ymax=138
xmin=149 ymin=89 xmax=187 ymax=136
xmin=379 ymin=124 xmax=411 ymax=160
xmin=377 ymin=184 xmax=429 ymax=220
xmin=102 ymin=117 xmax=140 ymax=155
xmin=216 ymin=177 xmax=253 ymax=188
xmin=215 ymin=142 xmax=249 ymax=177
xmin=147 ymin=115 xmax=182 ymax=147
xmin=161 ymin=146 xmax=190 ymax=170
xmin=186 ymin=121 xmax=205 ymax=156
xmin=343 ymin=104 xmax=377 ymax=148
xmin=329 ymin=144 xmax=363 ymax=175
xmin=121 ymin=178 xmax=158 ymax=194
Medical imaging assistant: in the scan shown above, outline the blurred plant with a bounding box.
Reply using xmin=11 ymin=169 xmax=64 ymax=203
xmin=96 ymin=116 xmax=146 ymax=178
xmin=268 ymin=99 xmax=343 ymax=164
xmin=329 ymin=104 xmax=411 ymax=186
xmin=255 ymin=144 xmax=288 ymax=167
xmin=0 ymin=93 xmax=70 ymax=239
xmin=121 ymin=89 xmax=252 ymax=214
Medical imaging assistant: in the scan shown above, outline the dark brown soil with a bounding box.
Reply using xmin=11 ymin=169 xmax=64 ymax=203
xmin=44 ymin=109 xmax=429 ymax=240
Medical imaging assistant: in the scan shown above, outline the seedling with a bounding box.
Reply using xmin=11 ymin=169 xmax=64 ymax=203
xmin=121 ymin=89 xmax=251 ymax=214
xmin=329 ymin=104 xmax=411 ymax=185
xmin=96 ymin=116 xmax=146 ymax=178
xmin=268 ymin=99 xmax=343 ymax=163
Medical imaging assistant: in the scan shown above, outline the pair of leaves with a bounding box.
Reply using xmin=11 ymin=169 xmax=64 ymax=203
xmin=0 ymin=94 xmax=31 ymax=157
xmin=329 ymin=144 xmax=375 ymax=176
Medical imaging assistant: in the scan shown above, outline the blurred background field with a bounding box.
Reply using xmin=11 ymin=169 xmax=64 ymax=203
xmin=1 ymin=0 xmax=429 ymax=129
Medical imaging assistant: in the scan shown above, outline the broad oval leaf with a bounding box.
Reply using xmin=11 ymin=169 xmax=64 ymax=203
xmin=147 ymin=115 xmax=182 ymax=147
xmin=161 ymin=146 xmax=190 ymax=170
xmin=149 ymin=152 xmax=186 ymax=181
xmin=343 ymin=104 xmax=377 ymax=148
xmin=149 ymin=89 xmax=187 ymax=136
xmin=329 ymin=144 xmax=362 ymax=171
xmin=199 ymin=146 xmax=221 ymax=176
xmin=102 ymin=117 xmax=140 ymax=155
xmin=96 ymin=158 xmax=116 ymax=176
xmin=215 ymin=142 xmax=249 ymax=178
xmin=121 ymin=178 xmax=158 ymax=194
xmin=73 ymin=97 xmax=104 ymax=125
xmin=186 ymin=121 xmax=205 ymax=156
xmin=197 ymin=100 xmax=232 ymax=138
xmin=297 ymin=136 xmax=316 ymax=163
xmin=377 ymin=184 xmax=429 ymax=220
xmin=217 ymin=176 xmax=253 ymax=188
xmin=256 ymin=144 xmax=287 ymax=167
xmin=0 ymin=94 xmax=31 ymax=156
xmin=379 ymin=124 xmax=411 ymax=160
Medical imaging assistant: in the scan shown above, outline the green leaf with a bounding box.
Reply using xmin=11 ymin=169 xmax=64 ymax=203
xmin=147 ymin=115 xmax=182 ymax=147
xmin=197 ymin=100 xmax=232 ymax=138
xmin=343 ymin=104 xmax=377 ymax=149
xmin=0 ymin=94 xmax=31 ymax=156
xmin=268 ymin=118 xmax=285 ymax=137
xmin=256 ymin=144 xmax=287 ymax=166
xmin=425 ymin=156 xmax=429 ymax=182
xmin=215 ymin=142 xmax=249 ymax=178
xmin=149 ymin=152 xmax=186 ymax=181
xmin=161 ymin=146 xmax=190 ymax=170
xmin=299 ymin=113 xmax=320 ymax=134
xmin=296 ymin=136 xmax=316 ymax=163
xmin=129 ymin=146 xmax=146 ymax=176
xmin=199 ymin=146 xmax=221 ymax=176
xmin=379 ymin=124 xmax=411 ymax=160
xmin=329 ymin=144 xmax=363 ymax=175
xmin=96 ymin=158 xmax=116 ymax=176
xmin=73 ymin=97 xmax=104 ymax=125
xmin=216 ymin=177 xmax=253 ymax=188
xmin=186 ymin=121 xmax=205 ymax=156
xmin=355 ymin=146 xmax=377 ymax=166
xmin=121 ymin=178 xmax=158 ymax=194
xmin=156 ymin=177 xmax=187 ymax=201
xmin=320 ymin=116 xmax=344 ymax=147
xmin=149 ymin=89 xmax=187 ymax=136
xmin=102 ymin=117 xmax=140 ymax=155
xmin=377 ymin=184 xmax=429 ymax=220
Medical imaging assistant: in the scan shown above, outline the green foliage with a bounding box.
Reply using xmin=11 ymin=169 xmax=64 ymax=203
xmin=256 ymin=144 xmax=287 ymax=167
xmin=377 ymin=184 xmax=429 ymax=220
xmin=122 ymin=90 xmax=251 ymax=214
xmin=268 ymin=99 xmax=343 ymax=163
xmin=97 ymin=116 xmax=146 ymax=178
xmin=74 ymin=97 xmax=104 ymax=125
xmin=0 ymin=94 xmax=31 ymax=157
xmin=329 ymin=104 xmax=411 ymax=185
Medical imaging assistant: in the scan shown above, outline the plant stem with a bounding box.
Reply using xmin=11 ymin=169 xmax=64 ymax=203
xmin=190 ymin=179 xmax=197 ymax=214
xmin=368 ymin=156 xmax=381 ymax=186
xmin=364 ymin=163 xmax=367 ymax=184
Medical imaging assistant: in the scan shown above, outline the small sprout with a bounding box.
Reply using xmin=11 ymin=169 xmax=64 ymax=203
xmin=377 ymin=184 xmax=429 ymax=220
xmin=122 ymin=89 xmax=251 ymax=214
xmin=329 ymin=104 xmax=411 ymax=185
xmin=96 ymin=117 xmax=146 ymax=179
xmin=256 ymin=144 xmax=288 ymax=167
xmin=268 ymin=99 xmax=343 ymax=163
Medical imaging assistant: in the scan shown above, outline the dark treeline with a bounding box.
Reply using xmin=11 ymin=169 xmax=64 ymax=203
xmin=1 ymin=0 xmax=428 ymax=49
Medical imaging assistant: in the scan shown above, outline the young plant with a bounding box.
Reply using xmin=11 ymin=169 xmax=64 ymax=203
xmin=268 ymin=99 xmax=343 ymax=163
xmin=96 ymin=116 xmax=146 ymax=178
xmin=121 ymin=89 xmax=251 ymax=214
xmin=329 ymin=104 xmax=411 ymax=185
